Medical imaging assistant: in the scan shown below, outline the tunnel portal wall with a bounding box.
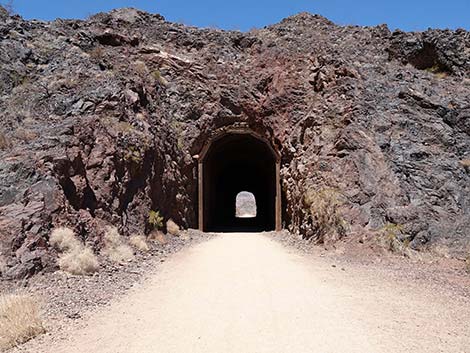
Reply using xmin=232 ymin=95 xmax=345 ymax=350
xmin=198 ymin=130 xmax=281 ymax=232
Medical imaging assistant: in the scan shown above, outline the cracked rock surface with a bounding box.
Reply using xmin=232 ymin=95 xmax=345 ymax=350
xmin=0 ymin=7 xmax=469 ymax=278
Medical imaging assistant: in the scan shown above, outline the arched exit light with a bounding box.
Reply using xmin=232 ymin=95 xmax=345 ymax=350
xmin=235 ymin=192 xmax=257 ymax=218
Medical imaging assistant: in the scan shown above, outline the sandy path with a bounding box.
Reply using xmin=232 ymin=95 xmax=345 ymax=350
xmin=35 ymin=233 xmax=469 ymax=353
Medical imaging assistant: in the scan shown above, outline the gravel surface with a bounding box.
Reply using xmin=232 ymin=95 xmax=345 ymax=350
xmin=9 ymin=232 xmax=470 ymax=353
xmin=2 ymin=230 xmax=470 ymax=352
xmin=1 ymin=230 xmax=215 ymax=352
xmin=269 ymin=230 xmax=470 ymax=301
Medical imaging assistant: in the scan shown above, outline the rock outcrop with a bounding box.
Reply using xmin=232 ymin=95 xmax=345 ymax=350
xmin=0 ymin=8 xmax=469 ymax=278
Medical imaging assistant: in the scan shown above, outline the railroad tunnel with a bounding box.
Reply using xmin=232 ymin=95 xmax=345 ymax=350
xmin=198 ymin=132 xmax=281 ymax=232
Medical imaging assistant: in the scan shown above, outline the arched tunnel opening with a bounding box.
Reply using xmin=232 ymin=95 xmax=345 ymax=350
xmin=198 ymin=132 xmax=281 ymax=232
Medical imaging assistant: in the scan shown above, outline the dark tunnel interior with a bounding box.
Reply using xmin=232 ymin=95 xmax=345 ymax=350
xmin=203 ymin=134 xmax=277 ymax=232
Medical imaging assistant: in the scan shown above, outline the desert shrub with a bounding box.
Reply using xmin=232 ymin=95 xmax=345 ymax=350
xmin=89 ymin=46 xmax=104 ymax=60
xmin=116 ymin=121 xmax=134 ymax=133
xmin=303 ymin=188 xmax=346 ymax=243
xmin=58 ymin=247 xmax=99 ymax=275
xmin=376 ymin=223 xmax=413 ymax=256
xmin=166 ymin=219 xmax=180 ymax=236
xmin=152 ymin=70 xmax=168 ymax=86
xmin=0 ymin=293 xmax=45 ymax=350
xmin=124 ymin=145 xmax=143 ymax=164
xmin=134 ymin=60 xmax=149 ymax=77
xmin=148 ymin=210 xmax=164 ymax=230
xmin=50 ymin=227 xmax=99 ymax=275
xmin=14 ymin=128 xmax=37 ymax=142
xmin=50 ymin=227 xmax=80 ymax=252
xmin=129 ymin=235 xmax=150 ymax=252
xmin=102 ymin=226 xmax=134 ymax=263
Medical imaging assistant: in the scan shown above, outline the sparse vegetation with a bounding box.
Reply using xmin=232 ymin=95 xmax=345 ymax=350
xmin=0 ymin=131 xmax=10 ymax=150
xmin=102 ymin=226 xmax=134 ymax=263
xmin=303 ymin=188 xmax=346 ymax=243
xmin=134 ymin=60 xmax=149 ymax=77
xmin=116 ymin=121 xmax=134 ymax=133
xmin=0 ymin=293 xmax=45 ymax=350
xmin=124 ymin=145 xmax=143 ymax=164
xmin=129 ymin=235 xmax=150 ymax=252
xmin=50 ymin=227 xmax=80 ymax=253
xmin=14 ymin=127 xmax=37 ymax=142
xmin=166 ymin=219 xmax=180 ymax=236
xmin=50 ymin=227 xmax=99 ymax=275
xmin=89 ymin=46 xmax=104 ymax=61
xmin=460 ymin=159 xmax=470 ymax=170
xmin=376 ymin=223 xmax=413 ymax=256
xmin=0 ymin=0 xmax=15 ymax=15
xmin=425 ymin=64 xmax=449 ymax=78
xmin=170 ymin=121 xmax=185 ymax=151
xmin=148 ymin=210 xmax=164 ymax=230
xmin=0 ymin=255 xmax=6 ymax=275
xmin=152 ymin=70 xmax=168 ymax=86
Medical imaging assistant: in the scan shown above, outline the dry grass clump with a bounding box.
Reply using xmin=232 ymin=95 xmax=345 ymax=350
xmin=460 ymin=159 xmax=470 ymax=170
xmin=152 ymin=70 xmax=169 ymax=86
xmin=377 ymin=223 xmax=407 ymax=254
xmin=129 ymin=235 xmax=150 ymax=252
xmin=0 ymin=131 xmax=10 ymax=150
xmin=50 ymin=227 xmax=99 ymax=275
xmin=375 ymin=223 xmax=419 ymax=259
xmin=0 ymin=293 xmax=45 ymax=350
xmin=166 ymin=219 xmax=180 ymax=236
xmin=133 ymin=60 xmax=149 ymax=77
xmin=0 ymin=255 xmax=6 ymax=276
xmin=50 ymin=227 xmax=80 ymax=252
xmin=303 ymin=188 xmax=346 ymax=243
xmin=57 ymin=247 xmax=100 ymax=275
xmin=89 ymin=46 xmax=104 ymax=60
xmin=14 ymin=127 xmax=37 ymax=142
xmin=102 ymin=226 xmax=134 ymax=263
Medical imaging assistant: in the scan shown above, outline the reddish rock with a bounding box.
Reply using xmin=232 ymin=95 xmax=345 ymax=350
xmin=0 ymin=8 xmax=469 ymax=277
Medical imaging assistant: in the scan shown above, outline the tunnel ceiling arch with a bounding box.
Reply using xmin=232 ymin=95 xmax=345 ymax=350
xmin=198 ymin=131 xmax=282 ymax=232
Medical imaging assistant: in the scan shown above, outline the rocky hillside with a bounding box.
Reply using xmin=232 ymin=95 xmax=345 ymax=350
xmin=0 ymin=7 xmax=469 ymax=278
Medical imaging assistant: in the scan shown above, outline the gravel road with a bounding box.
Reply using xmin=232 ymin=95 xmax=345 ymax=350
xmin=25 ymin=233 xmax=470 ymax=353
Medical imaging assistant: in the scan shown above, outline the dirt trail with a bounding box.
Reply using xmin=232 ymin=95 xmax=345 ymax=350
xmin=32 ymin=233 xmax=470 ymax=353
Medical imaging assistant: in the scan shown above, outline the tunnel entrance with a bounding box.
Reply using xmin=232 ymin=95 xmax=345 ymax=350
xmin=198 ymin=131 xmax=281 ymax=232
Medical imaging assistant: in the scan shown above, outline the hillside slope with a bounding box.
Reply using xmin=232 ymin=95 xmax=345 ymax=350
xmin=0 ymin=7 xmax=469 ymax=278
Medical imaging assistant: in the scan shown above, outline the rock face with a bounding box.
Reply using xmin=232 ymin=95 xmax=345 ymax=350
xmin=0 ymin=8 xmax=469 ymax=277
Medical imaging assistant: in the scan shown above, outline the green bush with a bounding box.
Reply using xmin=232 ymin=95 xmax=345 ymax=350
xmin=148 ymin=210 xmax=164 ymax=230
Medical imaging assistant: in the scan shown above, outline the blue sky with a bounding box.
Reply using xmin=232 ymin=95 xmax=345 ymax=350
xmin=4 ymin=0 xmax=470 ymax=32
